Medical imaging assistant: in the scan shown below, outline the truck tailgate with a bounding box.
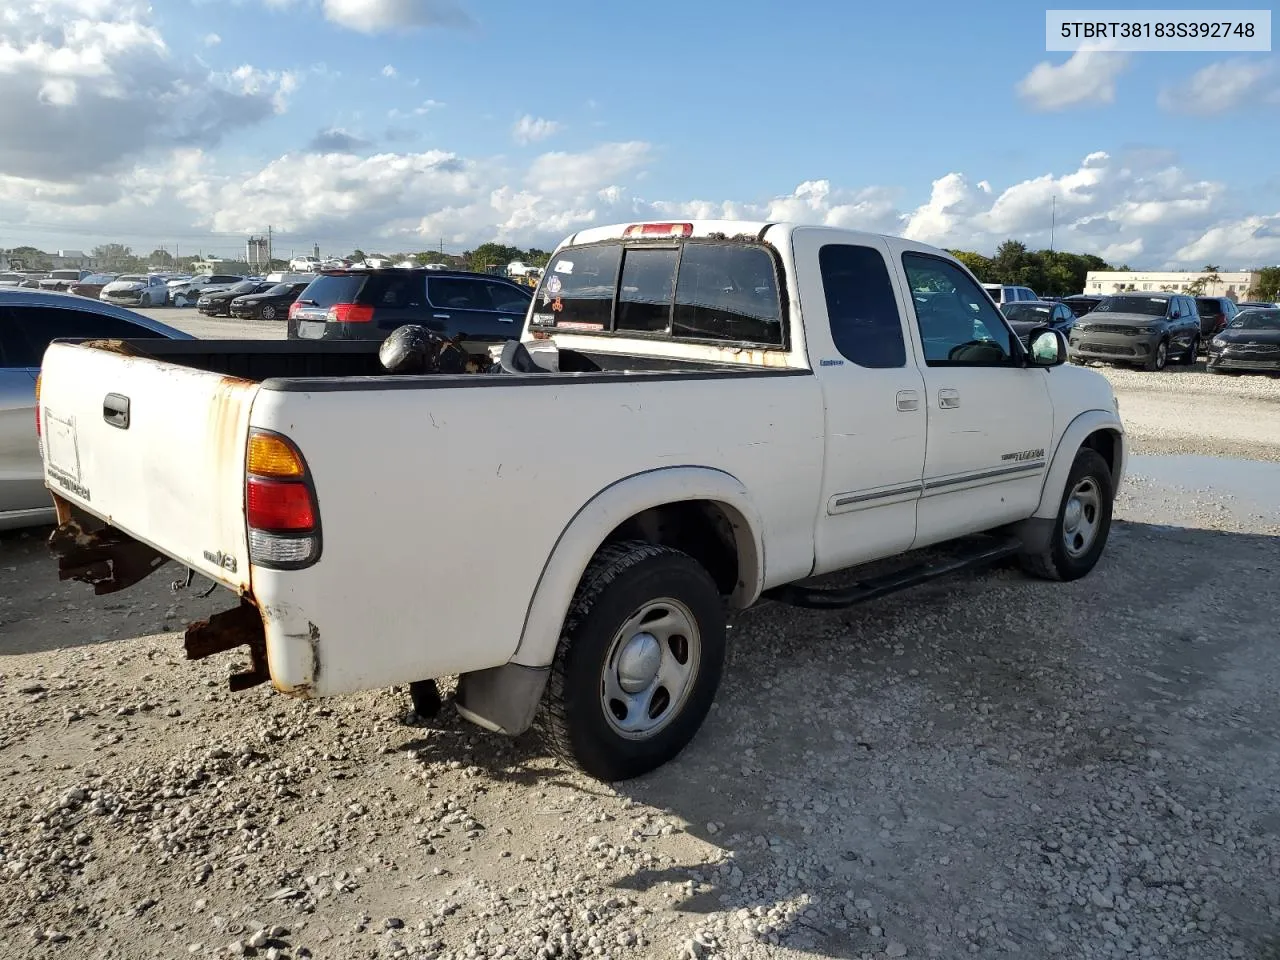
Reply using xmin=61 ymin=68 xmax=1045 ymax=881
xmin=40 ymin=341 xmax=259 ymax=591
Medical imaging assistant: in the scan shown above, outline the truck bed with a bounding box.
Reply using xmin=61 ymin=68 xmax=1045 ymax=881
xmin=66 ymin=338 xmax=798 ymax=386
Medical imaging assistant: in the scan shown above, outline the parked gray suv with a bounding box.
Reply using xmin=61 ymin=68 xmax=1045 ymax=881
xmin=1068 ymin=293 xmax=1201 ymax=371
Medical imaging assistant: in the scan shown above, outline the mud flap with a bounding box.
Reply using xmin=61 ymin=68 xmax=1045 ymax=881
xmin=454 ymin=663 xmax=551 ymax=736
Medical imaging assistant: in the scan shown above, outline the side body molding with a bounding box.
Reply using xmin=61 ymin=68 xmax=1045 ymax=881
xmin=1032 ymin=408 xmax=1127 ymax=519
xmin=508 ymin=465 xmax=766 ymax=670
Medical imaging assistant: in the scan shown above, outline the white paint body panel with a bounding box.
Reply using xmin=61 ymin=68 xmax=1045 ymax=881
xmin=38 ymin=344 xmax=257 ymax=591
xmin=36 ymin=221 xmax=1126 ymax=702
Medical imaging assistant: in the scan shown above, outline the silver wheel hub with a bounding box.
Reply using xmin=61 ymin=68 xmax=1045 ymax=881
xmin=616 ymin=632 xmax=661 ymax=693
xmin=600 ymin=598 xmax=700 ymax=740
xmin=1062 ymin=477 xmax=1102 ymax=558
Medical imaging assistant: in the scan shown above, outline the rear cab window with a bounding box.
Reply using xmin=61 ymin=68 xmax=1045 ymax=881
xmin=297 ymin=274 xmax=368 ymax=308
xmin=529 ymin=240 xmax=784 ymax=346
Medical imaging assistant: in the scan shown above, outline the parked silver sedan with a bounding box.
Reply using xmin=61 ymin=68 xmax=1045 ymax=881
xmin=0 ymin=289 xmax=192 ymax=530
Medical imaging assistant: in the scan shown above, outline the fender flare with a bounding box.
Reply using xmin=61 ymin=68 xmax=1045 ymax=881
xmin=1033 ymin=409 xmax=1126 ymax=519
xmin=508 ymin=465 xmax=766 ymax=669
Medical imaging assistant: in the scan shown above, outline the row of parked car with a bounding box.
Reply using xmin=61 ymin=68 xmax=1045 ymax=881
xmin=986 ymin=284 xmax=1280 ymax=374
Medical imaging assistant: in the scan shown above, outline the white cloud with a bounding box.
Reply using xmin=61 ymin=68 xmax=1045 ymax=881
xmin=1158 ymin=59 xmax=1280 ymax=115
xmin=320 ymin=0 xmax=473 ymax=33
xmin=203 ymin=33 xmax=221 ymax=46
xmin=525 ymin=141 xmax=650 ymax=193
xmin=0 ymin=0 xmax=296 ymax=180
xmin=512 ymin=114 xmax=561 ymax=145
xmin=1017 ymin=45 xmax=1129 ymax=111
xmin=380 ymin=63 xmax=396 ymax=77
xmin=387 ymin=98 xmax=443 ymax=119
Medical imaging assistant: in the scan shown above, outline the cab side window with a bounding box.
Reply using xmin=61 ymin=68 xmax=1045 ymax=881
xmin=817 ymin=244 xmax=906 ymax=368
xmin=902 ymin=253 xmax=1015 ymax=366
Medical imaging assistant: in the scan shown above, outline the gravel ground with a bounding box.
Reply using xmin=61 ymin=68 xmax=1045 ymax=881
xmin=1 ymin=319 xmax=1278 ymax=960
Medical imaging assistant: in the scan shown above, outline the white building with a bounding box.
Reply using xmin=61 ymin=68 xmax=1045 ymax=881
xmin=1083 ymin=271 xmax=1259 ymax=300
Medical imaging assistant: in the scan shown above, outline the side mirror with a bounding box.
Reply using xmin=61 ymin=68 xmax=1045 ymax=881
xmin=1027 ymin=327 xmax=1068 ymax=367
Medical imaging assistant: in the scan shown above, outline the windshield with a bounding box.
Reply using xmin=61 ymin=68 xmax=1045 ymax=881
xmin=51 ymin=270 xmax=81 ymax=280
xmin=82 ymin=274 xmax=113 ymax=284
xmin=1001 ymin=303 xmax=1053 ymax=323
xmin=1230 ymin=309 xmax=1280 ymax=330
xmin=1095 ymin=296 xmax=1169 ymax=317
xmin=117 ymin=275 xmax=146 ymax=282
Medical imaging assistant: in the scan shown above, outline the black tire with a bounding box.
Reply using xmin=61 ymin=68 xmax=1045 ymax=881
xmin=408 ymin=679 xmax=442 ymax=718
xmin=1019 ymin=447 xmax=1114 ymax=582
xmin=1183 ymin=335 xmax=1200 ymax=364
xmin=538 ymin=540 xmax=726 ymax=782
xmin=1143 ymin=338 xmax=1169 ymax=371
xmin=261 ymin=304 xmax=277 ymax=321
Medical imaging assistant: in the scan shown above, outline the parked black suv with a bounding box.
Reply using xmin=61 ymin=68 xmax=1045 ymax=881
xmin=288 ymin=269 xmax=532 ymax=352
xmin=1194 ymin=296 xmax=1239 ymax=338
xmin=1061 ymin=294 xmax=1104 ymax=318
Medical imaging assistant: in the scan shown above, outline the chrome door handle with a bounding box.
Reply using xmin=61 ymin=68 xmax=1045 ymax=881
xmin=895 ymin=390 xmax=920 ymax=412
xmin=938 ymin=388 xmax=960 ymax=409
xmin=433 ymin=313 xmax=450 ymax=319
xmin=497 ymin=317 xmax=515 ymax=323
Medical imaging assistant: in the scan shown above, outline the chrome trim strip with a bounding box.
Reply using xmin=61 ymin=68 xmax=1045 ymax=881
xmin=830 ymin=481 xmax=924 ymax=511
xmin=923 ymin=460 xmax=1045 ymax=495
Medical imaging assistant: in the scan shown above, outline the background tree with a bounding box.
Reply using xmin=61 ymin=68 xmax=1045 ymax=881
xmin=91 ymin=243 xmax=139 ymax=271
xmin=1185 ymin=269 xmax=1221 ymax=298
xmin=947 ymin=250 xmax=992 ymax=282
xmin=1247 ymin=266 xmax=1280 ymax=302
xmin=148 ymin=248 xmax=174 ymax=267
xmin=465 ymin=242 xmax=523 ymax=273
xmin=4 ymin=245 xmax=51 ymax=269
xmin=349 ymin=249 xmax=367 ymax=262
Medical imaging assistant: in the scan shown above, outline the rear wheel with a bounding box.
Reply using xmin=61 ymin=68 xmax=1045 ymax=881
xmin=1143 ymin=338 xmax=1169 ymax=371
xmin=538 ymin=541 xmax=726 ymax=782
xmin=260 ymin=304 xmax=277 ymax=321
xmin=1019 ymin=447 xmax=1114 ymax=582
xmin=1183 ymin=335 xmax=1200 ymax=364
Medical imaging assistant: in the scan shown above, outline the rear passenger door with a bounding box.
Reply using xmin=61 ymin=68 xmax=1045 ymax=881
xmin=425 ymin=277 xmax=530 ymax=347
xmin=791 ymin=232 xmax=927 ymax=574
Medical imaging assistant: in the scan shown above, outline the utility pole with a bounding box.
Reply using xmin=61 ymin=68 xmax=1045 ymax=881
xmin=267 ymin=225 xmax=273 ymax=268
xmin=1050 ymin=195 xmax=1056 ymax=252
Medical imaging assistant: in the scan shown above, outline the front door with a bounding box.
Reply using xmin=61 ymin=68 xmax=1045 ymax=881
xmin=791 ymin=232 xmax=927 ymax=575
xmin=890 ymin=247 xmax=1055 ymax=548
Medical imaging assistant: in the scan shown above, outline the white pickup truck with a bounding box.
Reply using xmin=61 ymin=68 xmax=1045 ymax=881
xmin=36 ymin=220 xmax=1125 ymax=782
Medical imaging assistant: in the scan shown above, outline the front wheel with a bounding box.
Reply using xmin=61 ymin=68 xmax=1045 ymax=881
xmin=140 ymin=293 xmax=151 ymax=307
xmin=1143 ymin=338 xmax=1169 ymax=371
xmin=538 ymin=541 xmax=726 ymax=782
xmin=1019 ymin=447 xmax=1114 ymax=582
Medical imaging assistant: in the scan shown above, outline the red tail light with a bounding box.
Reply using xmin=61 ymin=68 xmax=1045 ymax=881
xmin=34 ymin=373 xmax=42 ymax=440
xmin=326 ymin=303 xmax=374 ymax=323
xmin=623 ymin=222 xmax=694 ymax=238
xmin=245 ymin=429 xmax=321 ymax=568
xmin=246 ymin=479 xmax=315 ymax=531
xmin=288 ymin=300 xmax=302 ymax=319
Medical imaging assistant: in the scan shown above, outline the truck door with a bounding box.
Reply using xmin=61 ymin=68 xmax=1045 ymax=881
xmin=791 ymin=232 xmax=927 ymax=574
xmin=890 ymin=246 xmax=1055 ymax=547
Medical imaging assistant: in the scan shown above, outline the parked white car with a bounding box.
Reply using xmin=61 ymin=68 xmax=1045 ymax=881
xmin=289 ymin=256 xmax=322 ymax=273
xmin=169 ymin=273 xmax=246 ymax=305
xmin=38 ymin=219 xmax=1125 ymax=783
xmin=99 ymin=274 xmax=170 ymax=307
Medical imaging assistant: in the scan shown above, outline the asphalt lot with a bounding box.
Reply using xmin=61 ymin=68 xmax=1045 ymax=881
xmin=1 ymin=310 xmax=1277 ymax=960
